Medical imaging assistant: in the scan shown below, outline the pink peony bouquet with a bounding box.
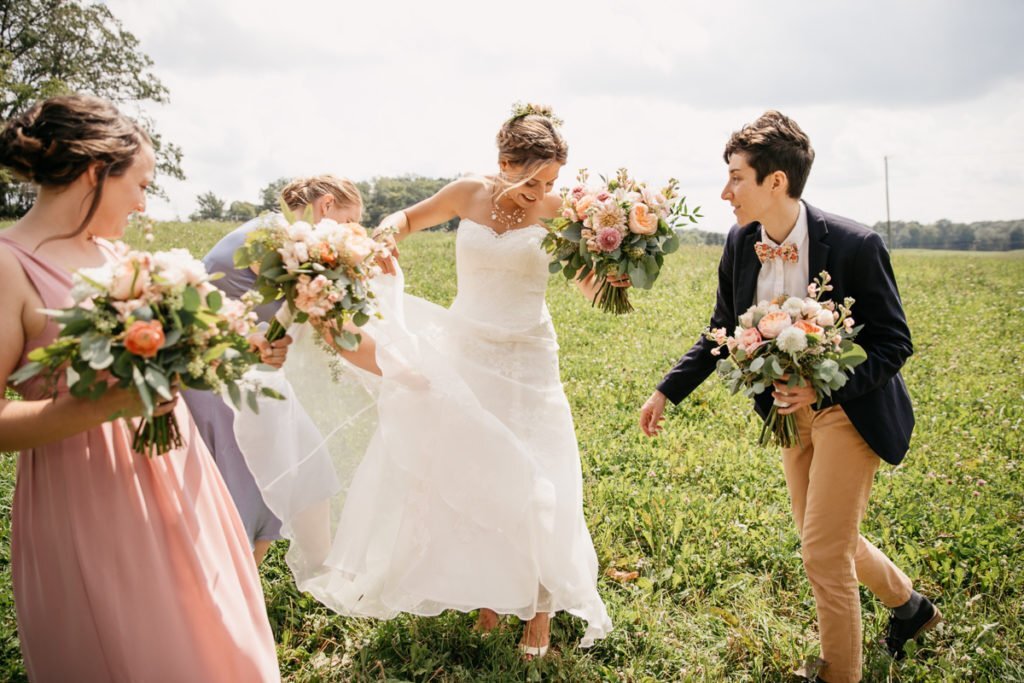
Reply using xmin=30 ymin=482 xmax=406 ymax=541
xmin=542 ymin=168 xmax=701 ymax=314
xmin=10 ymin=243 xmax=277 ymax=456
xmin=233 ymin=208 xmax=388 ymax=349
xmin=704 ymin=271 xmax=868 ymax=448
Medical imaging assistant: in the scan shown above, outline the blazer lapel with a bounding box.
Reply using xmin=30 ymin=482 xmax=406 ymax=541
xmin=804 ymin=202 xmax=830 ymax=284
xmin=735 ymin=224 xmax=762 ymax=309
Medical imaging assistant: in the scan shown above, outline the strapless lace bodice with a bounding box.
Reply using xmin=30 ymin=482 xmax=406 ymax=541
xmin=450 ymin=219 xmax=551 ymax=331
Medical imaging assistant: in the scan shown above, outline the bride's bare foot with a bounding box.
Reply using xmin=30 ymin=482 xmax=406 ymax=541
xmin=518 ymin=612 xmax=550 ymax=660
xmin=474 ymin=608 xmax=500 ymax=634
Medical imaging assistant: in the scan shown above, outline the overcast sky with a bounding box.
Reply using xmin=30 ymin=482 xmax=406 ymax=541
xmin=103 ymin=0 xmax=1024 ymax=231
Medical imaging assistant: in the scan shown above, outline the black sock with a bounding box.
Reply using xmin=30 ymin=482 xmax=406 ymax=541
xmin=894 ymin=590 xmax=924 ymax=619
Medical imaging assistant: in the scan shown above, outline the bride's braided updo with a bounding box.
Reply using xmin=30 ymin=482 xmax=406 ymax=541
xmin=494 ymin=103 xmax=567 ymax=198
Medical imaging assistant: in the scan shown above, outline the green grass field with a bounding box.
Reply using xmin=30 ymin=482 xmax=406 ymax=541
xmin=1 ymin=222 xmax=1022 ymax=681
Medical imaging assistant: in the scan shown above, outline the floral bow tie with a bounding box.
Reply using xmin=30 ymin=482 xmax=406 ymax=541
xmin=754 ymin=241 xmax=799 ymax=264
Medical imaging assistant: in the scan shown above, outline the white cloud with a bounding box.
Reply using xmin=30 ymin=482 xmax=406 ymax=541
xmin=104 ymin=0 xmax=1024 ymax=231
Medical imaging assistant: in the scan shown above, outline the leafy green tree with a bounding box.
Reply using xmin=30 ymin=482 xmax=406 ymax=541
xmin=226 ymin=200 xmax=257 ymax=222
xmin=361 ymin=175 xmax=457 ymax=231
xmin=189 ymin=191 xmax=225 ymax=221
xmin=258 ymin=177 xmax=292 ymax=212
xmin=0 ymin=0 xmax=183 ymax=215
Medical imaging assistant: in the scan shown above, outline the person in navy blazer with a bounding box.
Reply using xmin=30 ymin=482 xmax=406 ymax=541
xmin=639 ymin=111 xmax=940 ymax=683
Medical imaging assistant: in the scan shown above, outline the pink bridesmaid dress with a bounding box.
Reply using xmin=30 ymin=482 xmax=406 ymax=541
xmin=1 ymin=236 xmax=280 ymax=682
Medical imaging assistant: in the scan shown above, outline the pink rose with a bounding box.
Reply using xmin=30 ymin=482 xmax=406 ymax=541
xmin=109 ymin=258 xmax=152 ymax=300
xmin=596 ymin=191 xmax=612 ymax=202
xmin=562 ymin=206 xmax=578 ymax=221
xmin=596 ymin=227 xmax=623 ymax=252
xmin=628 ymin=203 xmax=659 ymax=235
xmin=571 ymin=185 xmax=587 ymax=200
xmin=737 ymin=326 xmax=763 ymax=353
xmin=757 ymin=310 xmax=793 ymax=339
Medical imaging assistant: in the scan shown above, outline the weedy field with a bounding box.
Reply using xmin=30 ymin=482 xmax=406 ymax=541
xmin=1 ymin=222 xmax=1021 ymax=681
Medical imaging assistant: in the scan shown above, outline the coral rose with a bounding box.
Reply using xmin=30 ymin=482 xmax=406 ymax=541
xmin=757 ymin=310 xmax=793 ymax=339
xmin=793 ymin=319 xmax=824 ymax=338
xmin=628 ymin=203 xmax=659 ymax=235
xmin=124 ymin=320 xmax=165 ymax=358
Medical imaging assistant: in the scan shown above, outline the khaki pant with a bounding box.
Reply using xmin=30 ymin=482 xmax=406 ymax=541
xmin=782 ymin=405 xmax=913 ymax=683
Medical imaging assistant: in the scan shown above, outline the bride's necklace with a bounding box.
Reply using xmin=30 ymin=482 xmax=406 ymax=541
xmin=490 ymin=198 xmax=526 ymax=230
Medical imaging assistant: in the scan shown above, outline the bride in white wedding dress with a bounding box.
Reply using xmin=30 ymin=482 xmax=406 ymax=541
xmin=234 ymin=104 xmax=624 ymax=657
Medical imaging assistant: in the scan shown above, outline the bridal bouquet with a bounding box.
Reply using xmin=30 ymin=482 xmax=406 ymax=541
xmin=233 ymin=208 xmax=387 ymax=350
xmin=10 ymin=243 xmax=277 ymax=456
xmin=542 ymin=168 xmax=701 ymax=314
xmin=704 ymin=271 xmax=868 ymax=448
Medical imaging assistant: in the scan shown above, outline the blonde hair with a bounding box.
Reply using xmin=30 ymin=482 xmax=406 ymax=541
xmin=280 ymin=174 xmax=362 ymax=212
xmin=494 ymin=103 xmax=568 ymax=200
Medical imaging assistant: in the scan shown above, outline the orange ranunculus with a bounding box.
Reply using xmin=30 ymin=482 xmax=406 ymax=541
xmin=318 ymin=242 xmax=338 ymax=266
xmin=793 ymin=319 xmax=825 ymax=337
xmin=124 ymin=320 xmax=165 ymax=358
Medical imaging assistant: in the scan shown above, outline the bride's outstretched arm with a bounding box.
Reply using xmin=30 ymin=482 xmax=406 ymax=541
xmin=377 ymin=178 xmax=476 ymax=241
xmin=315 ymin=322 xmax=382 ymax=376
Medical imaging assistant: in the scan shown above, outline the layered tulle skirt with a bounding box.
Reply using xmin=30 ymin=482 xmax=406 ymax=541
xmin=233 ymin=268 xmax=611 ymax=646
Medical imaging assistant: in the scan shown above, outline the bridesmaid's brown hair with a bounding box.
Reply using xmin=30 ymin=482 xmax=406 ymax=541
xmin=0 ymin=93 xmax=151 ymax=245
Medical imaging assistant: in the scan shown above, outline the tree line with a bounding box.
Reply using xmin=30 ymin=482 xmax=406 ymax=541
xmin=870 ymin=219 xmax=1024 ymax=251
xmin=189 ymin=175 xmax=460 ymax=231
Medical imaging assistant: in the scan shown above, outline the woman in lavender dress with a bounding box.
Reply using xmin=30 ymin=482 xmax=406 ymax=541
xmin=183 ymin=175 xmax=364 ymax=564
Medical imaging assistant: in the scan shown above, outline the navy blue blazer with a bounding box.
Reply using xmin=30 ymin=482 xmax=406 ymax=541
xmin=656 ymin=202 xmax=915 ymax=465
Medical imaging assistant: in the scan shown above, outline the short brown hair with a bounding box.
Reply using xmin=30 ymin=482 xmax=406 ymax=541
xmin=724 ymin=110 xmax=814 ymax=198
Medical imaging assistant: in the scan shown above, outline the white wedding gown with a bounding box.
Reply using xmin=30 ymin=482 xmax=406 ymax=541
xmin=233 ymin=219 xmax=612 ymax=646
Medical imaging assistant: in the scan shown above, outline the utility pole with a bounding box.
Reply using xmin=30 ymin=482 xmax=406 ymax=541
xmin=884 ymin=155 xmax=892 ymax=248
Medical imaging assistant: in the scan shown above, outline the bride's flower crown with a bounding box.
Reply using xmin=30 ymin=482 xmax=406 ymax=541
xmin=507 ymin=101 xmax=563 ymax=127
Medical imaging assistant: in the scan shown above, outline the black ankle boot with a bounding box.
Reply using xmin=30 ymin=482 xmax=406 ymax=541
xmin=883 ymin=595 xmax=942 ymax=659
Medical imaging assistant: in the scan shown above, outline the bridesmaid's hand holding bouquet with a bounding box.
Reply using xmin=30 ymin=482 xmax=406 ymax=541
xmin=10 ymin=243 xmax=279 ymax=456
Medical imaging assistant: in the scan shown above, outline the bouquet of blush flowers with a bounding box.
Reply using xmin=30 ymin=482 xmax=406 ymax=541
xmin=704 ymin=271 xmax=868 ymax=448
xmin=542 ymin=168 xmax=701 ymax=314
xmin=233 ymin=208 xmax=387 ymax=349
xmin=10 ymin=243 xmax=278 ymax=456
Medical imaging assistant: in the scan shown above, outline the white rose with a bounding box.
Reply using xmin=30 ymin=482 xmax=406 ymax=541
xmin=738 ymin=310 xmax=755 ymax=328
xmin=781 ymin=297 xmax=805 ymax=317
xmin=801 ymin=299 xmax=822 ymax=317
xmin=286 ymin=221 xmax=315 ymax=243
xmin=816 ymin=309 xmax=836 ymax=327
xmin=776 ymin=326 xmax=808 ymax=354
xmin=71 ymin=265 xmax=113 ymax=303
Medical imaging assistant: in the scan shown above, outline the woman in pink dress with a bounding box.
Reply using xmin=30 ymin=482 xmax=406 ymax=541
xmin=0 ymin=94 xmax=281 ymax=681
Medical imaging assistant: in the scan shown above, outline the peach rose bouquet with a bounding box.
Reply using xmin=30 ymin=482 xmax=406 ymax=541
xmin=233 ymin=206 xmax=386 ymax=349
xmin=10 ymin=242 xmax=277 ymax=456
xmin=542 ymin=168 xmax=701 ymax=314
xmin=703 ymin=271 xmax=868 ymax=448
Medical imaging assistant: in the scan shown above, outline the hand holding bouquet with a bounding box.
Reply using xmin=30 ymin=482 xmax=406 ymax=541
xmin=704 ymin=271 xmax=868 ymax=448
xmin=542 ymin=168 xmax=701 ymax=314
xmin=10 ymin=243 xmax=278 ymax=456
xmin=233 ymin=207 xmax=387 ymax=349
